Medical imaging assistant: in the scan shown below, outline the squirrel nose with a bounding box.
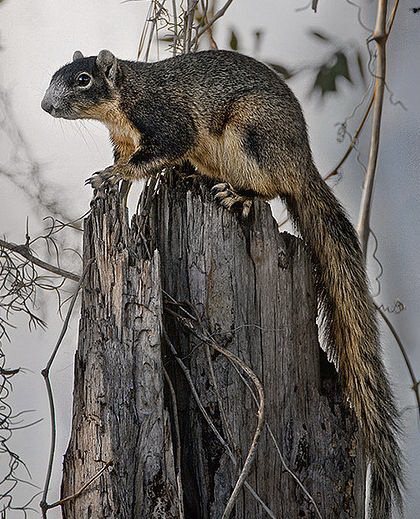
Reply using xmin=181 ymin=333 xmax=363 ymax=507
xmin=41 ymin=95 xmax=54 ymax=113
xmin=41 ymin=87 xmax=61 ymax=114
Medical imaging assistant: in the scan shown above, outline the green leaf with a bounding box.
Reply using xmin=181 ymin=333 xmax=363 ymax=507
xmin=159 ymin=35 xmax=174 ymax=43
xmin=311 ymin=51 xmax=352 ymax=97
xmin=313 ymin=64 xmax=337 ymax=96
xmin=195 ymin=15 xmax=205 ymax=27
xmin=309 ymin=29 xmax=331 ymax=43
xmin=229 ymin=30 xmax=239 ymax=51
xmin=334 ymin=52 xmax=352 ymax=83
xmin=267 ymin=63 xmax=293 ymax=80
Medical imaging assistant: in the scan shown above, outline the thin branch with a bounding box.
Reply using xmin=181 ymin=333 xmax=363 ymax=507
xmin=325 ymin=91 xmax=375 ymax=181
xmin=208 ymin=336 xmax=265 ymax=519
xmin=387 ymin=0 xmax=400 ymax=33
xmin=193 ymin=0 xmax=218 ymax=51
xmin=39 ymin=261 xmax=91 ymax=518
xmin=357 ymin=0 xmax=388 ymax=257
xmin=0 ymin=239 xmax=80 ymax=282
xmin=163 ymin=326 xmax=275 ymax=519
xmin=165 ymin=307 xmax=267 ymax=519
xmin=39 ymin=375 xmax=56 ymax=519
xmin=171 ymin=0 xmax=179 ymax=56
xmin=45 ymin=461 xmax=113 ymax=510
xmin=205 ymin=344 xmax=238 ymax=456
xmin=230 ymin=362 xmax=323 ymax=519
xmin=184 ymin=0 xmax=199 ymax=53
xmin=190 ymin=0 xmax=234 ymax=47
xmin=376 ymin=304 xmax=420 ymax=421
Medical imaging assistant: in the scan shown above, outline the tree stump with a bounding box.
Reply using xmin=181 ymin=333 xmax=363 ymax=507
xmin=61 ymin=170 xmax=365 ymax=519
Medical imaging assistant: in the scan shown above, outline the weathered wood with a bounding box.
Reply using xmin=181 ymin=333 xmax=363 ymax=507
xmin=62 ymin=170 xmax=365 ymax=518
xmin=61 ymin=196 xmax=179 ymax=518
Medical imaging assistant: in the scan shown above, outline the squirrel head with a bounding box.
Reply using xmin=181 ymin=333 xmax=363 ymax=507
xmin=41 ymin=50 xmax=121 ymax=120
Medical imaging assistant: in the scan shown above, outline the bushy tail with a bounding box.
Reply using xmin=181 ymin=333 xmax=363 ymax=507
xmin=284 ymin=163 xmax=403 ymax=518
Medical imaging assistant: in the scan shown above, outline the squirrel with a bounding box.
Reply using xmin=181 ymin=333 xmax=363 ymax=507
xmin=42 ymin=49 xmax=403 ymax=518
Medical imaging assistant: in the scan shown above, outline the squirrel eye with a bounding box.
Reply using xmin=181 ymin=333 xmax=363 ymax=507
xmin=77 ymin=73 xmax=92 ymax=88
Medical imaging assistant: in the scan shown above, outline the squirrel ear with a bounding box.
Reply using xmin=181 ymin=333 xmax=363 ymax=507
xmin=96 ymin=49 xmax=118 ymax=82
xmin=73 ymin=50 xmax=84 ymax=61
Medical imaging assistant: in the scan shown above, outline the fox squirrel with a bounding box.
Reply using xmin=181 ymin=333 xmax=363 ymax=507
xmin=42 ymin=49 xmax=403 ymax=518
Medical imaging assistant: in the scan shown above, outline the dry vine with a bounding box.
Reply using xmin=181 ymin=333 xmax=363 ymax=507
xmin=164 ymin=293 xmax=323 ymax=519
xmin=39 ymin=261 xmax=92 ymax=518
xmin=162 ymin=325 xmax=276 ymax=518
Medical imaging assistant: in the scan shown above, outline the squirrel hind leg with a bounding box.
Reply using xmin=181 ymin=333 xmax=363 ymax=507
xmin=211 ymin=182 xmax=254 ymax=218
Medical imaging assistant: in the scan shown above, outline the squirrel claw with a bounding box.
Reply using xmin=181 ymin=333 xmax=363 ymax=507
xmin=86 ymin=166 xmax=122 ymax=190
xmin=211 ymin=182 xmax=231 ymax=194
xmin=211 ymin=182 xmax=253 ymax=218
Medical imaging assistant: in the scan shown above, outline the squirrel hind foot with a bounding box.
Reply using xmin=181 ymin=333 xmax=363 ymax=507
xmin=211 ymin=182 xmax=253 ymax=218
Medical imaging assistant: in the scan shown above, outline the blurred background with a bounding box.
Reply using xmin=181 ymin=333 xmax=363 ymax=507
xmin=0 ymin=0 xmax=419 ymax=517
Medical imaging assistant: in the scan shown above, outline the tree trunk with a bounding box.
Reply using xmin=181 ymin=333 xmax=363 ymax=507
xmin=62 ymin=169 xmax=365 ymax=519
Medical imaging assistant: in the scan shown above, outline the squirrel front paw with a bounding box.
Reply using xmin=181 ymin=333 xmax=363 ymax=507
xmin=86 ymin=165 xmax=122 ymax=189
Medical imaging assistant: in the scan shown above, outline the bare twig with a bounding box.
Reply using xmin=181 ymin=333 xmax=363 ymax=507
xmin=325 ymin=92 xmax=375 ymax=181
xmin=194 ymin=0 xmax=218 ymax=50
xmin=163 ymin=325 xmax=275 ymax=518
xmin=230 ymin=362 xmax=323 ymax=519
xmin=0 ymin=227 xmax=81 ymax=339
xmin=376 ymin=304 xmax=420 ymax=421
xmin=207 ymin=336 xmax=265 ymax=519
xmin=205 ymin=344 xmax=238 ymax=456
xmin=387 ymin=0 xmax=400 ymax=33
xmin=0 ymin=239 xmax=80 ymax=282
xmin=171 ymin=0 xmax=179 ymax=56
xmin=357 ymin=0 xmax=388 ymax=257
xmin=190 ymin=0 xmax=234 ymax=48
xmin=45 ymin=461 xmax=113 ymax=510
xmin=184 ymin=0 xmax=199 ymax=53
xmin=137 ymin=0 xmax=172 ymax=61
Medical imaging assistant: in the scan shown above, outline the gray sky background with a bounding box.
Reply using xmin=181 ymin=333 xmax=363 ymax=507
xmin=0 ymin=1 xmax=419 ymax=517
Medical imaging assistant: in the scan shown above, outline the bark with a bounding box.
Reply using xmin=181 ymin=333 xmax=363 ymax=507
xmin=62 ymin=170 xmax=365 ymax=519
